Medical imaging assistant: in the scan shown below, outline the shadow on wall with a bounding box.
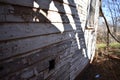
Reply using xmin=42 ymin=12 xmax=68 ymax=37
xmin=0 ymin=0 xmax=88 ymax=58
xmin=12 ymin=0 xmax=88 ymax=58
xmin=31 ymin=0 xmax=88 ymax=58
xmin=0 ymin=0 xmax=90 ymax=80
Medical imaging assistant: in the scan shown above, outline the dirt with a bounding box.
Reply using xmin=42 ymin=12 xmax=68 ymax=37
xmin=79 ymin=49 xmax=120 ymax=80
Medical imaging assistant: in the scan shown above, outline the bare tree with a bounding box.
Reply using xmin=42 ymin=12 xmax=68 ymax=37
xmin=100 ymin=0 xmax=120 ymax=47
xmin=104 ymin=0 xmax=120 ymax=36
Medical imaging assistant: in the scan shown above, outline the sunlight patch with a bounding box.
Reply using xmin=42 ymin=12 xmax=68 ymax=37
xmin=75 ymin=33 xmax=81 ymax=49
xmin=33 ymin=1 xmax=39 ymax=8
xmin=49 ymin=1 xmax=58 ymax=11
xmin=52 ymin=23 xmax=64 ymax=33
xmin=40 ymin=9 xmax=47 ymax=16
xmin=82 ymin=48 xmax=87 ymax=58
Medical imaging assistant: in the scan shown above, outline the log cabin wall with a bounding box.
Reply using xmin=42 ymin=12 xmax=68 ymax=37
xmin=0 ymin=0 xmax=100 ymax=80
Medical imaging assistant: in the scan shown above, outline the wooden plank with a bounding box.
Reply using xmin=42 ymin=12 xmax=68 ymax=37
xmin=44 ymin=58 xmax=71 ymax=80
xmin=0 ymin=39 xmax=72 ymax=79
xmin=0 ymin=4 xmax=79 ymax=23
xmin=0 ymin=0 xmax=33 ymax=7
xmin=74 ymin=59 xmax=89 ymax=76
xmin=0 ymin=59 xmax=46 ymax=79
xmin=28 ymin=72 xmax=44 ymax=80
xmin=71 ymin=51 xmax=83 ymax=63
xmin=47 ymin=63 xmax=70 ymax=80
xmin=55 ymin=63 xmax=70 ymax=79
xmin=70 ymin=58 xmax=88 ymax=80
xmin=48 ymin=1 xmax=76 ymax=14
xmin=59 ymin=47 xmax=71 ymax=59
xmin=0 ymin=0 xmax=76 ymax=8
xmin=0 ymin=31 xmax=75 ymax=60
xmin=0 ymin=58 xmax=49 ymax=80
xmin=0 ymin=23 xmax=77 ymax=41
xmin=0 ymin=1 xmax=77 ymax=15
xmin=43 ymin=52 xmax=72 ymax=79
xmin=70 ymin=57 xmax=83 ymax=71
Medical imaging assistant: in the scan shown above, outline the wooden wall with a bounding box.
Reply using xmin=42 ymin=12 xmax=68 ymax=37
xmin=0 ymin=0 xmax=100 ymax=80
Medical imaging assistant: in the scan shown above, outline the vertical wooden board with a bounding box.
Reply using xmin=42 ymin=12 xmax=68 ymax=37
xmin=89 ymin=0 xmax=100 ymax=61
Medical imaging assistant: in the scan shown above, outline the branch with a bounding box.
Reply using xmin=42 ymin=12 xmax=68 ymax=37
xmin=100 ymin=0 xmax=120 ymax=43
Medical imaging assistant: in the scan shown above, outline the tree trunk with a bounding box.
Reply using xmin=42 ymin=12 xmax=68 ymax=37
xmin=106 ymin=30 xmax=109 ymax=50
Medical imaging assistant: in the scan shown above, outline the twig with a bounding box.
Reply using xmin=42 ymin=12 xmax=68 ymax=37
xmin=100 ymin=0 xmax=120 ymax=43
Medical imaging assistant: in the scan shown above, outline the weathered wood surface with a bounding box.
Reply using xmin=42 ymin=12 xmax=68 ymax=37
xmin=0 ymin=0 xmax=99 ymax=80
xmin=0 ymin=39 xmax=72 ymax=79
xmin=0 ymin=31 xmax=75 ymax=60
xmin=0 ymin=0 xmax=76 ymax=8
xmin=0 ymin=5 xmax=78 ymax=23
xmin=0 ymin=23 xmax=77 ymax=41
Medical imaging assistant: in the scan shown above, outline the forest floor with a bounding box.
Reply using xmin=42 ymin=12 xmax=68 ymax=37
xmin=79 ymin=43 xmax=120 ymax=80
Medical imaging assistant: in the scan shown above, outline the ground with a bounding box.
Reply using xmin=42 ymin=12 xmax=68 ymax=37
xmin=79 ymin=44 xmax=120 ymax=80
